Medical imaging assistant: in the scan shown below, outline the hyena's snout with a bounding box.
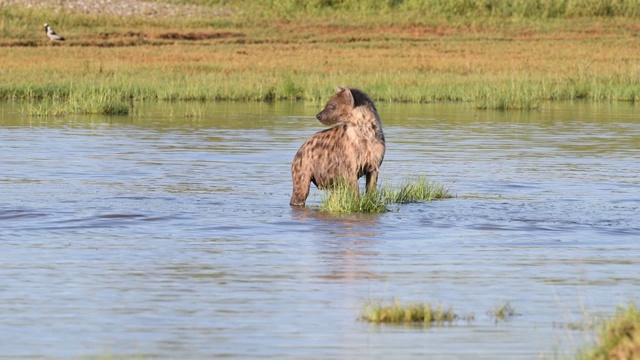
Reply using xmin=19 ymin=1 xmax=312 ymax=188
xmin=315 ymin=106 xmax=340 ymax=126
xmin=316 ymin=111 xmax=329 ymax=125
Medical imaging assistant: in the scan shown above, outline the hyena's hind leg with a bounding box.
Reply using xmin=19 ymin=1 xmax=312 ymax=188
xmin=365 ymin=170 xmax=379 ymax=193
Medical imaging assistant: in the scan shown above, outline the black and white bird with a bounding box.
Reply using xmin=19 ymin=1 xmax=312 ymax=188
xmin=44 ymin=23 xmax=65 ymax=42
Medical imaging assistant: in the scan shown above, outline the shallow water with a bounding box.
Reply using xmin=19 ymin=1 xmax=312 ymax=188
xmin=1 ymin=100 xmax=639 ymax=359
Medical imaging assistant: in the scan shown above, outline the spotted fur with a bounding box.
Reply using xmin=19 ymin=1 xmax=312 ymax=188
xmin=290 ymin=87 xmax=385 ymax=206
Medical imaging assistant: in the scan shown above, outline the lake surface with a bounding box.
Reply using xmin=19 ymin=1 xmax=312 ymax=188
xmin=1 ymin=100 xmax=639 ymax=359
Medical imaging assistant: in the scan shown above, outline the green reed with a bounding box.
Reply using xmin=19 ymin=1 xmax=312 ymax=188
xmin=4 ymin=69 xmax=637 ymax=115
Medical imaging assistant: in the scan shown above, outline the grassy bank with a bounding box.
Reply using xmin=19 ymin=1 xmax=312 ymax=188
xmin=1 ymin=1 xmax=639 ymax=114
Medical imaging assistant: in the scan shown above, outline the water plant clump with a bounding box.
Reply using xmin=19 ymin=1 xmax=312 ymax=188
xmin=320 ymin=176 xmax=451 ymax=214
xmin=320 ymin=181 xmax=388 ymax=214
xmin=382 ymin=176 xmax=452 ymax=204
xmin=579 ymin=303 xmax=640 ymax=360
xmin=362 ymin=300 xmax=457 ymax=325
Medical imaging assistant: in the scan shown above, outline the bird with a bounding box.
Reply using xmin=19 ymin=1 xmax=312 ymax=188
xmin=44 ymin=23 xmax=65 ymax=42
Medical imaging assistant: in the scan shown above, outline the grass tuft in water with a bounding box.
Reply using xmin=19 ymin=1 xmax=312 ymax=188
xmin=382 ymin=176 xmax=452 ymax=204
xmin=320 ymin=181 xmax=388 ymax=214
xmin=362 ymin=299 xmax=457 ymax=326
xmin=320 ymin=176 xmax=451 ymax=214
xmin=579 ymin=303 xmax=640 ymax=360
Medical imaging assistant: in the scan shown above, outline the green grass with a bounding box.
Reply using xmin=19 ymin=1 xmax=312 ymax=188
xmin=474 ymin=81 xmax=543 ymax=110
xmin=579 ymin=303 xmax=640 ymax=360
xmin=168 ymin=0 xmax=640 ymax=20
xmin=7 ymin=72 xmax=639 ymax=115
xmin=320 ymin=181 xmax=389 ymax=214
xmin=320 ymin=176 xmax=451 ymax=214
xmin=21 ymin=90 xmax=130 ymax=116
xmin=382 ymin=176 xmax=452 ymax=204
xmin=362 ymin=299 xmax=458 ymax=325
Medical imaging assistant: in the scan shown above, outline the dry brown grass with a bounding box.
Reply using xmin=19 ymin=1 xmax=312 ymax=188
xmin=4 ymin=27 xmax=637 ymax=77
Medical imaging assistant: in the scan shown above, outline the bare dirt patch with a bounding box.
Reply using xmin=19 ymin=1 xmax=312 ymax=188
xmin=157 ymin=32 xmax=244 ymax=41
xmin=0 ymin=31 xmax=245 ymax=47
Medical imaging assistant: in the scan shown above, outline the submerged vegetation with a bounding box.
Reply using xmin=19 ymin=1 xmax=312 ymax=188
xmin=0 ymin=0 xmax=639 ymax=114
xmin=488 ymin=301 xmax=519 ymax=323
xmin=320 ymin=177 xmax=451 ymax=214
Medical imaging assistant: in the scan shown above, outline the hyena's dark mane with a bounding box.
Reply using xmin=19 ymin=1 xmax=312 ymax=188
xmin=348 ymin=88 xmax=377 ymax=112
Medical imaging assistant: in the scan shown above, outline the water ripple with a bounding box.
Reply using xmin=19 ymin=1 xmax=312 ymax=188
xmin=1 ymin=101 xmax=639 ymax=359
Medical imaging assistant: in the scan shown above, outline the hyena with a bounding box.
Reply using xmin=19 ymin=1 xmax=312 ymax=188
xmin=290 ymin=87 xmax=385 ymax=206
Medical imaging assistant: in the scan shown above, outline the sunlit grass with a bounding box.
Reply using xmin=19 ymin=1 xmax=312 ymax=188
xmin=320 ymin=176 xmax=451 ymax=214
xmin=362 ymin=299 xmax=458 ymax=325
xmin=382 ymin=176 xmax=452 ymax=204
xmin=21 ymin=91 xmax=130 ymax=116
xmin=320 ymin=181 xmax=388 ymax=214
xmin=233 ymin=0 xmax=640 ymax=20
xmin=579 ymin=303 xmax=640 ymax=360
xmin=474 ymin=82 xmax=543 ymax=110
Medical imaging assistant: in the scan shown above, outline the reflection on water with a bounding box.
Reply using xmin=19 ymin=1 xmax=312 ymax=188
xmin=1 ymin=101 xmax=639 ymax=359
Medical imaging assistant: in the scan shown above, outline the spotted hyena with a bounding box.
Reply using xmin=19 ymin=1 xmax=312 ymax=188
xmin=290 ymin=87 xmax=386 ymax=206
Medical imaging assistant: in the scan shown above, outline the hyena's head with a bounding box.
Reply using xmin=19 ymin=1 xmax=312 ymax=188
xmin=315 ymin=87 xmax=357 ymax=126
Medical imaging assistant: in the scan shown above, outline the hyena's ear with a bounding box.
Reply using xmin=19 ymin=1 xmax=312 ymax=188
xmin=336 ymin=86 xmax=355 ymax=107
